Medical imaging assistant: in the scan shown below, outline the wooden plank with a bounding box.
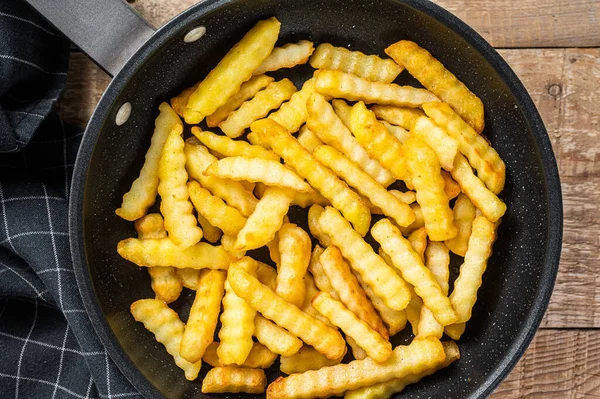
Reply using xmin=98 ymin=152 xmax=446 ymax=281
xmin=492 ymin=329 xmax=600 ymax=398
xmin=127 ymin=0 xmax=600 ymax=48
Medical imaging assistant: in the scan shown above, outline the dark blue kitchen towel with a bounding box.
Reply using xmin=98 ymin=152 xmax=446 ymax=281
xmin=0 ymin=2 xmax=142 ymax=398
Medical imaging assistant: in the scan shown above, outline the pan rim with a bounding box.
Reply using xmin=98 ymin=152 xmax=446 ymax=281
xmin=69 ymin=0 xmax=563 ymax=398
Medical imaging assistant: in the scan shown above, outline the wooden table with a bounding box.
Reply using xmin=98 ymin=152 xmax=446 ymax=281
xmin=59 ymin=1 xmax=600 ymax=397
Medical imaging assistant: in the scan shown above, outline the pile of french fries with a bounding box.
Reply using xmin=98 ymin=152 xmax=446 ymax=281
xmin=116 ymin=16 xmax=506 ymax=398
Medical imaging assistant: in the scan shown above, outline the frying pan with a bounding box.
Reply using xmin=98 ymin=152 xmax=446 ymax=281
xmin=24 ymin=0 xmax=563 ymax=398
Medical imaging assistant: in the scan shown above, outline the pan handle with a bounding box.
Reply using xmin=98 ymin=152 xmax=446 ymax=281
xmin=24 ymin=0 xmax=156 ymax=77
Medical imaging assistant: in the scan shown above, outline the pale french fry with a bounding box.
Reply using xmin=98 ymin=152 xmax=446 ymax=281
xmin=417 ymin=242 xmax=450 ymax=339
xmin=451 ymin=154 xmax=506 ymax=222
xmin=371 ymin=105 xmax=424 ymax=130
xmin=183 ymin=17 xmax=280 ymax=124
xmin=267 ymin=234 xmax=281 ymax=265
xmin=247 ymin=131 xmax=270 ymax=149
xmin=381 ymin=120 xmax=410 ymax=144
xmin=423 ymin=102 xmax=505 ymax=193
xmin=235 ymin=186 xmax=295 ymax=251
xmin=254 ymin=182 xmax=330 ymax=208
xmin=255 ymin=40 xmax=315 ymax=75
xmin=307 ymin=93 xmax=395 ymax=187
xmin=391 ymin=190 xmax=416 ymax=204
xmin=313 ymin=292 xmax=392 ymax=363
xmin=302 ymin=274 xmax=336 ymax=327
xmin=220 ymin=235 xmax=246 ymax=258
xmin=319 ymin=246 xmax=388 ymax=339
xmin=408 ymin=227 xmax=428 ymax=262
xmin=276 ymin=223 xmax=311 ymax=307
xmin=252 ymin=119 xmax=371 ymax=236
xmin=188 ymin=181 xmax=247 ymax=237
xmin=405 ymin=285 xmax=423 ymax=336
xmin=266 ymin=337 xmax=445 ymax=399
xmin=386 ymin=40 xmax=485 ymax=133
xmin=268 ymin=78 xmax=318 ymax=134
xmin=218 ymin=258 xmax=258 ymax=365
xmin=202 ymin=367 xmax=266 ymax=394
xmin=134 ymin=213 xmax=168 ymax=240
xmin=307 ymin=246 xmax=338 ymax=297
xmin=310 ymin=43 xmax=402 ymax=83
xmin=206 ymin=75 xmax=274 ymax=127
xmin=315 ymin=69 xmax=439 ymax=108
xmin=318 ymin=207 xmax=411 ymax=311
xmin=117 ymin=238 xmax=233 ymax=269
xmin=444 ymin=323 xmax=466 ymax=340
xmin=171 ymin=83 xmax=199 ymax=117
xmin=330 ymin=98 xmax=352 ymax=129
xmin=411 ymin=116 xmax=458 ymax=171
xmin=344 ymin=341 xmax=460 ymax=399
xmin=196 ymin=214 xmax=222 ymax=243
xmin=403 ymin=136 xmax=457 ymax=241
xmin=281 ymin=345 xmax=344 ymax=375
xmin=130 ymin=299 xmax=201 ymax=380
xmin=445 ymin=193 xmax=477 ymax=256
xmin=442 ymin=170 xmax=461 ymax=200
xmin=205 ymin=157 xmax=312 ymax=193
xmin=307 ymin=205 xmax=332 ymax=247
xmin=203 ymin=342 xmax=278 ymax=369
xmin=254 ymin=315 xmax=303 ymax=356
xmin=116 ymin=103 xmax=181 ymax=221
xmin=347 ymin=336 xmax=368 ymax=360
xmin=228 ymin=263 xmax=346 ymax=359
xmin=257 ymin=261 xmax=278 ymax=290
xmin=372 ymin=219 xmax=458 ymax=326
xmin=192 ymin=128 xmax=279 ymax=161
xmin=177 ymin=268 xmax=201 ymax=290
xmin=400 ymin=203 xmax=424 ymax=236
xmin=184 ymin=139 xmax=258 ymax=217
xmin=313 ymin=145 xmax=415 ymax=227
xmin=450 ymin=216 xmax=498 ymax=323
xmin=297 ymin=125 xmax=324 ymax=152
xmin=220 ymin=79 xmax=297 ymax=138
xmin=180 ymin=269 xmax=226 ymax=363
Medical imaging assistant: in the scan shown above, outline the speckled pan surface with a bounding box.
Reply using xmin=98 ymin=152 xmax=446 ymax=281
xmin=69 ymin=0 xmax=562 ymax=398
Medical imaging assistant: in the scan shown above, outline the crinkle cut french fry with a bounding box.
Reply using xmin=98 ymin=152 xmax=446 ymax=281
xmin=220 ymin=79 xmax=297 ymax=138
xmin=254 ymin=181 xmax=330 ymax=208
xmin=205 ymin=157 xmax=313 ymax=193
xmin=307 ymin=245 xmax=338 ymax=298
xmin=310 ymin=43 xmax=402 ymax=83
xmin=177 ymin=268 xmax=200 ymax=290
xmin=180 ymin=269 xmax=226 ymax=363
xmin=183 ymin=17 xmax=280 ymax=124
xmin=451 ymin=153 xmax=506 ymax=222
xmin=252 ymin=118 xmax=371 ymax=236
xmin=276 ymin=223 xmax=311 ymax=307
xmin=134 ymin=213 xmax=168 ymax=240
xmin=400 ymin=203 xmax=424 ymax=236
xmin=408 ymin=227 xmax=428 ymax=262
xmin=203 ymin=341 xmax=278 ymax=369
xmin=450 ymin=216 xmax=498 ymax=323
xmin=255 ymin=40 xmax=315 ymax=75
xmin=391 ymin=190 xmax=416 ymax=204
xmin=267 ymin=77 xmax=318 ymax=134
xmin=281 ymin=345 xmax=344 ymax=375
xmin=423 ymin=102 xmax=505 ymax=194
xmin=116 ymin=103 xmax=181 ymax=221
xmin=381 ymin=120 xmax=410 ymax=144
xmin=228 ymin=263 xmax=346 ymax=359
xmin=386 ymin=40 xmax=485 ymax=133
xmin=404 ymin=136 xmax=457 ymax=241
xmin=192 ymin=128 xmax=279 ymax=161
xmin=444 ymin=322 xmax=466 ymax=340
xmin=319 ymin=246 xmax=388 ymax=339
xmin=188 ymin=181 xmax=247 ymax=237
xmin=220 ymin=235 xmax=246 ymax=259
xmin=218 ymin=258 xmax=258 ymax=365
xmin=330 ymin=99 xmax=352 ymax=129
xmin=307 ymin=93 xmax=395 ymax=187
xmin=257 ymin=261 xmax=278 ymax=290
xmin=347 ymin=336 xmax=368 ymax=360
xmin=234 ymin=186 xmax=294 ymax=251
xmin=206 ymin=75 xmax=274 ymax=127
xmin=184 ymin=139 xmax=258 ymax=217
xmin=202 ymin=366 xmax=266 ymax=394
xmin=442 ymin=170 xmax=461 ymax=200
xmin=302 ymin=273 xmax=336 ymax=327
xmin=372 ymin=219 xmax=458 ymax=326
xmin=445 ymin=193 xmax=477 ymax=256
xmin=254 ymin=315 xmax=303 ymax=356
xmin=405 ymin=285 xmax=423 ymax=336
xmin=344 ymin=341 xmax=460 ymax=399
xmin=318 ymin=207 xmax=411 ymax=311
xmin=266 ymin=337 xmax=445 ymax=399
xmin=417 ymin=242 xmax=450 ymax=339
xmin=315 ymin=69 xmax=440 ymax=108
xmin=313 ymin=145 xmax=415 ymax=227
xmin=411 ymin=116 xmax=459 ymax=172
xmin=297 ymin=125 xmax=324 ymax=152
xmin=117 ymin=238 xmax=233 ymax=269
xmin=371 ymin=105 xmax=425 ymax=130
xmin=130 ymin=299 xmax=201 ymax=380
xmin=171 ymin=83 xmax=199 ymax=117
xmin=196 ymin=213 xmax=222 ymax=243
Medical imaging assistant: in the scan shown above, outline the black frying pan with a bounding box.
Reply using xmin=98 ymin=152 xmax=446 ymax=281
xmin=24 ymin=0 xmax=562 ymax=398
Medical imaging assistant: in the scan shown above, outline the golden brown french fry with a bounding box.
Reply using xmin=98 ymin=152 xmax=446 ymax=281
xmin=386 ymin=40 xmax=484 ymax=133
xmin=405 ymin=285 xmax=423 ymax=336
xmin=268 ymin=78 xmax=318 ymax=134
xmin=276 ymin=223 xmax=311 ymax=307
xmin=218 ymin=258 xmax=258 ymax=365
xmin=297 ymin=125 xmax=324 ymax=152
xmin=176 ymin=268 xmax=200 ymax=290
xmin=196 ymin=214 xmax=222 ymax=243
xmin=307 ymin=205 xmax=331 ymax=247
xmin=442 ymin=170 xmax=461 ymax=200
xmin=219 ymin=79 xmax=297 ymax=138
xmin=400 ymin=203 xmax=425 ymax=236
xmin=423 ymin=102 xmax=505 ymax=193
xmin=373 ymin=219 xmax=457 ymax=327
xmin=315 ymin=69 xmax=439 ymax=108
xmin=347 ymin=336 xmax=368 ymax=360
xmin=281 ymin=345 xmax=345 ymax=375
xmin=408 ymin=227 xmax=428 ymax=262
xmin=371 ymin=105 xmax=424 ymax=130
xmin=117 ymin=238 xmax=233 ymax=269
xmin=220 ymin=235 xmax=246 ymax=258
xmin=307 ymin=246 xmax=338 ymax=296
xmin=254 ymin=182 xmax=330 ymax=208
xmin=192 ymin=128 xmax=279 ymax=161
xmin=391 ymin=190 xmax=416 ymax=204
xmin=130 ymin=299 xmax=201 ymax=380
xmin=254 ymin=315 xmax=303 ymax=356
xmin=255 ymin=40 xmax=315 ymax=75
xmin=171 ymin=83 xmax=199 ymax=117
xmin=318 ymin=207 xmax=411 ymax=311
xmin=235 ymin=186 xmax=295 ymax=251
xmin=307 ymin=93 xmax=395 ymax=187
xmin=310 ymin=43 xmax=403 ymax=83
xmin=381 ymin=120 xmax=410 ymax=144
xmin=252 ymin=119 xmax=371 ymax=236
xmin=266 ymin=337 xmax=445 ymax=399
xmin=445 ymin=194 xmax=477 ymax=256
xmin=257 ymin=261 xmax=278 ymax=290
xmin=411 ymin=116 xmax=458 ymax=171
xmin=184 ymin=17 xmax=280 ymax=124
xmin=180 ymin=269 xmax=226 ymax=363
xmin=206 ymin=75 xmax=274 ymax=127
xmin=202 ymin=367 xmax=266 ymax=394
xmin=228 ymin=263 xmax=346 ymax=359
xmin=134 ymin=213 xmax=167 ymax=240
xmin=302 ymin=274 xmax=336 ymax=327
xmin=444 ymin=323 xmax=466 ymax=340
xmin=203 ymin=341 xmax=277 ymax=369
xmin=417 ymin=242 xmax=450 ymax=339
xmin=116 ymin=103 xmax=180 ymax=221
